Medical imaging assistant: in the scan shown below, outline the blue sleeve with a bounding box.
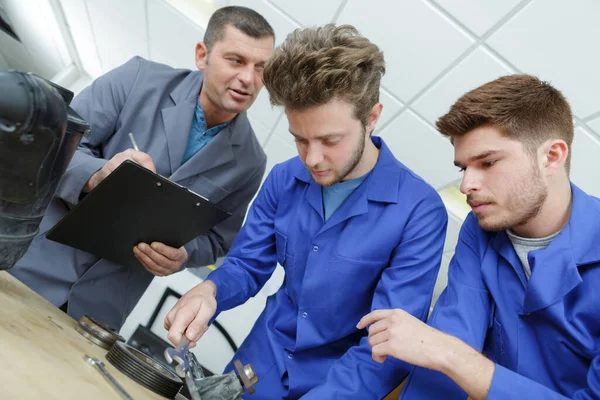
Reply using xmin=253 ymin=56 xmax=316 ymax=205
xmin=303 ymin=192 xmax=448 ymax=399
xmin=401 ymin=213 xmax=491 ymax=400
xmin=206 ymin=165 xmax=280 ymax=313
xmin=487 ymin=359 xmax=600 ymax=399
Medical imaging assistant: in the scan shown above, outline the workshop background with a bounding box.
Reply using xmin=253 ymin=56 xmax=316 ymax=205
xmin=1 ymin=0 xmax=599 ymax=374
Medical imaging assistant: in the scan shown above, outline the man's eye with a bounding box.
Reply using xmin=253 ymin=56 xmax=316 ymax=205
xmin=483 ymin=160 xmax=497 ymax=168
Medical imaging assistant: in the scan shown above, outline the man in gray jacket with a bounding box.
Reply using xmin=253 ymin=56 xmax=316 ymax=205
xmin=10 ymin=6 xmax=274 ymax=330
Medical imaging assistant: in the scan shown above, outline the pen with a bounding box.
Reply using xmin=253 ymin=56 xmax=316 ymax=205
xmin=128 ymin=132 xmax=140 ymax=151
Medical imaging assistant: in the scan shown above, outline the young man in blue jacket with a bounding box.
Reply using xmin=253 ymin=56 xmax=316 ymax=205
xmin=359 ymin=74 xmax=600 ymax=399
xmin=165 ymin=25 xmax=448 ymax=399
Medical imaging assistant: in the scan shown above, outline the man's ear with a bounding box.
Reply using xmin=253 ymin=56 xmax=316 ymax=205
xmin=540 ymin=139 xmax=569 ymax=176
xmin=366 ymin=103 xmax=383 ymax=134
xmin=195 ymin=42 xmax=209 ymax=70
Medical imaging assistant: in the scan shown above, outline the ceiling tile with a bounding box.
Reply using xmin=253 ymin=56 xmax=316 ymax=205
xmin=571 ymin=127 xmax=600 ymax=198
xmin=268 ymin=0 xmax=344 ymax=26
xmin=86 ymin=0 xmax=148 ymax=72
xmin=273 ymin=111 xmax=294 ymax=145
xmin=147 ymin=0 xmax=203 ymax=70
xmin=487 ymin=0 xmax=600 ymax=119
xmin=0 ymin=31 xmax=40 ymax=74
xmin=338 ymin=0 xmax=474 ymax=102
xmin=412 ymin=47 xmax=513 ymax=125
xmin=0 ymin=52 xmax=8 ymax=70
xmin=0 ymin=0 xmax=69 ymax=79
xmin=247 ymin=88 xmax=284 ymax=133
xmin=262 ymin=133 xmax=298 ymax=179
xmin=587 ymin=117 xmax=600 ymax=138
xmin=431 ymin=0 xmax=522 ymax=36
xmin=380 ymin=110 xmax=460 ymax=189
xmin=247 ymin=114 xmax=271 ymax=147
xmin=58 ymin=0 xmax=103 ymax=78
xmin=378 ymin=88 xmax=403 ymax=130
xmin=228 ymin=0 xmax=300 ymax=46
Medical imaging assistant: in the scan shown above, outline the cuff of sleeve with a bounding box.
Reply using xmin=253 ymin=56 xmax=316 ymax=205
xmin=486 ymin=364 xmax=513 ymax=400
xmin=205 ymin=270 xmax=227 ymax=326
xmin=59 ymin=157 xmax=107 ymax=205
xmin=486 ymin=364 xmax=564 ymax=400
xmin=206 ymin=269 xmax=227 ymax=306
xmin=182 ymin=242 xmax=194 ymax=268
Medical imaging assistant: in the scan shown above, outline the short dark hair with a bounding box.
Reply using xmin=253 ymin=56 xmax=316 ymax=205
xmin=263 ymin=24 xmax=385 ymax=128
xmin=203 ymin=6 xmax=274 ymax=52
xmin=436 ymin=74 xmax=574 ymax=171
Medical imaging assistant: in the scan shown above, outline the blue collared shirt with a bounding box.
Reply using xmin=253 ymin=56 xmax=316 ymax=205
xmin=401 ymin=183 xmax=600 ymax=399
xmin=207 ymin=136 xmax=448 ymax=399
xmin=181 ymin=97 xmax=230 ymax=165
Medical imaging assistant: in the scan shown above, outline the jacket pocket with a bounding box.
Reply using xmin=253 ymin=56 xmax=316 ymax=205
xmin=275 ymin=230 xmax=296 ymax=304
xmin=274 ymin=230 xmax=288 ymax=267
xmin=492 ymin=318 xmax=506 ymax=364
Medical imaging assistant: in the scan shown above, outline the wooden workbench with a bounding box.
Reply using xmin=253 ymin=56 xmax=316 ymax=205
xmin=0 ymin=271 xmax=165 ymax=399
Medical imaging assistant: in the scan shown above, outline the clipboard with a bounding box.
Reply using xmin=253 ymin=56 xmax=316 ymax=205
xmin=46 ymin=160 xmax=231 ymax=269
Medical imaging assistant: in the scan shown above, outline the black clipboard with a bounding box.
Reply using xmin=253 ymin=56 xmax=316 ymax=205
xmin=46 ymin=160 xmax=231 ymax=269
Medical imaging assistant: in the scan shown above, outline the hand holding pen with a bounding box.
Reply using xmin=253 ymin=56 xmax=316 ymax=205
xmin=82 ymin=132 xmax=157 ymax=193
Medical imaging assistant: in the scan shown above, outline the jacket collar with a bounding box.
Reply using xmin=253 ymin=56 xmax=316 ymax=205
xmin=490 ymin=183 xmax=600 ymax=314
xmin=293 ymin=136 xmax=401 ymax=204
xmin=163 ymin=70 xmax=248 ymax=179
xmin=291 ymin=136 xmax=402 ymax=228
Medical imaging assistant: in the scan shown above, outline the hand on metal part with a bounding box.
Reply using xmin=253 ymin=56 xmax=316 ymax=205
xmin=134 ymin=242 xmax=188 ymax=276
xmin=83 ymin=149 xmax=156 ymax=192
xmin=357 ymin=308 xmax=445 ymax=370
xmin=164 ymin=280 xmax=217 ymax=347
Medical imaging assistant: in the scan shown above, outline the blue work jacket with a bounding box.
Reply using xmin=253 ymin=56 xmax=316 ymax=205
xmin=401 ymin=184 xmax=600 ymax=399
xmin=208 ymin=137 xmax=448 ymax=399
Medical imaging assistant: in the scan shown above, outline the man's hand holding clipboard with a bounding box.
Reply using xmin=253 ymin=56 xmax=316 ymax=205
xmin=82 ymin=133 xmax=156 ymax=193
xmin=61 ymin=133 xmax=191 ymax=276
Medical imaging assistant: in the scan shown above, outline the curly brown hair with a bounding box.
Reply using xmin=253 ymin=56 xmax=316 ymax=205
xmin=263 ymin=24 xmax=385 ymax=128
xmin=436 ymin=74 xmax=574 ymax=171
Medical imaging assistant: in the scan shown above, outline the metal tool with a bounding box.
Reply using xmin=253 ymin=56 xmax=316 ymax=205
xmin=187 ymin=353 xmax=258 ymax=399
xmin=165 ymin=348 xmax=258 ymax=399
xmin=84 ymin=355 xmax=133 ymax=400
xmin=233 ymin=359 xmax=258 ymax=395
xmin=163 ymin=332 xmax=258 ymax=399
xmin=75 ymin=315 xmax=125 ymax=349
xmin=164 ymin=336 xmax=190 ymax=378
xmin=183 ymin=352 xmax=204 ymax=400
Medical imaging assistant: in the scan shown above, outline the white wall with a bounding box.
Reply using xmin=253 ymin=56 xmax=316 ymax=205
xmin=17 ymin=0 xmax=600 ymax=373
xmin=0 ymin=52 xmax=9 ymax=70
xmin=0 ymin=0 xmax=72 ymax=78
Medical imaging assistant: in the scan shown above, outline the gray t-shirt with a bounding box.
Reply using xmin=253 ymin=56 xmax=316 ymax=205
xmin=506 ymin=229 xmax=560 ymax=280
